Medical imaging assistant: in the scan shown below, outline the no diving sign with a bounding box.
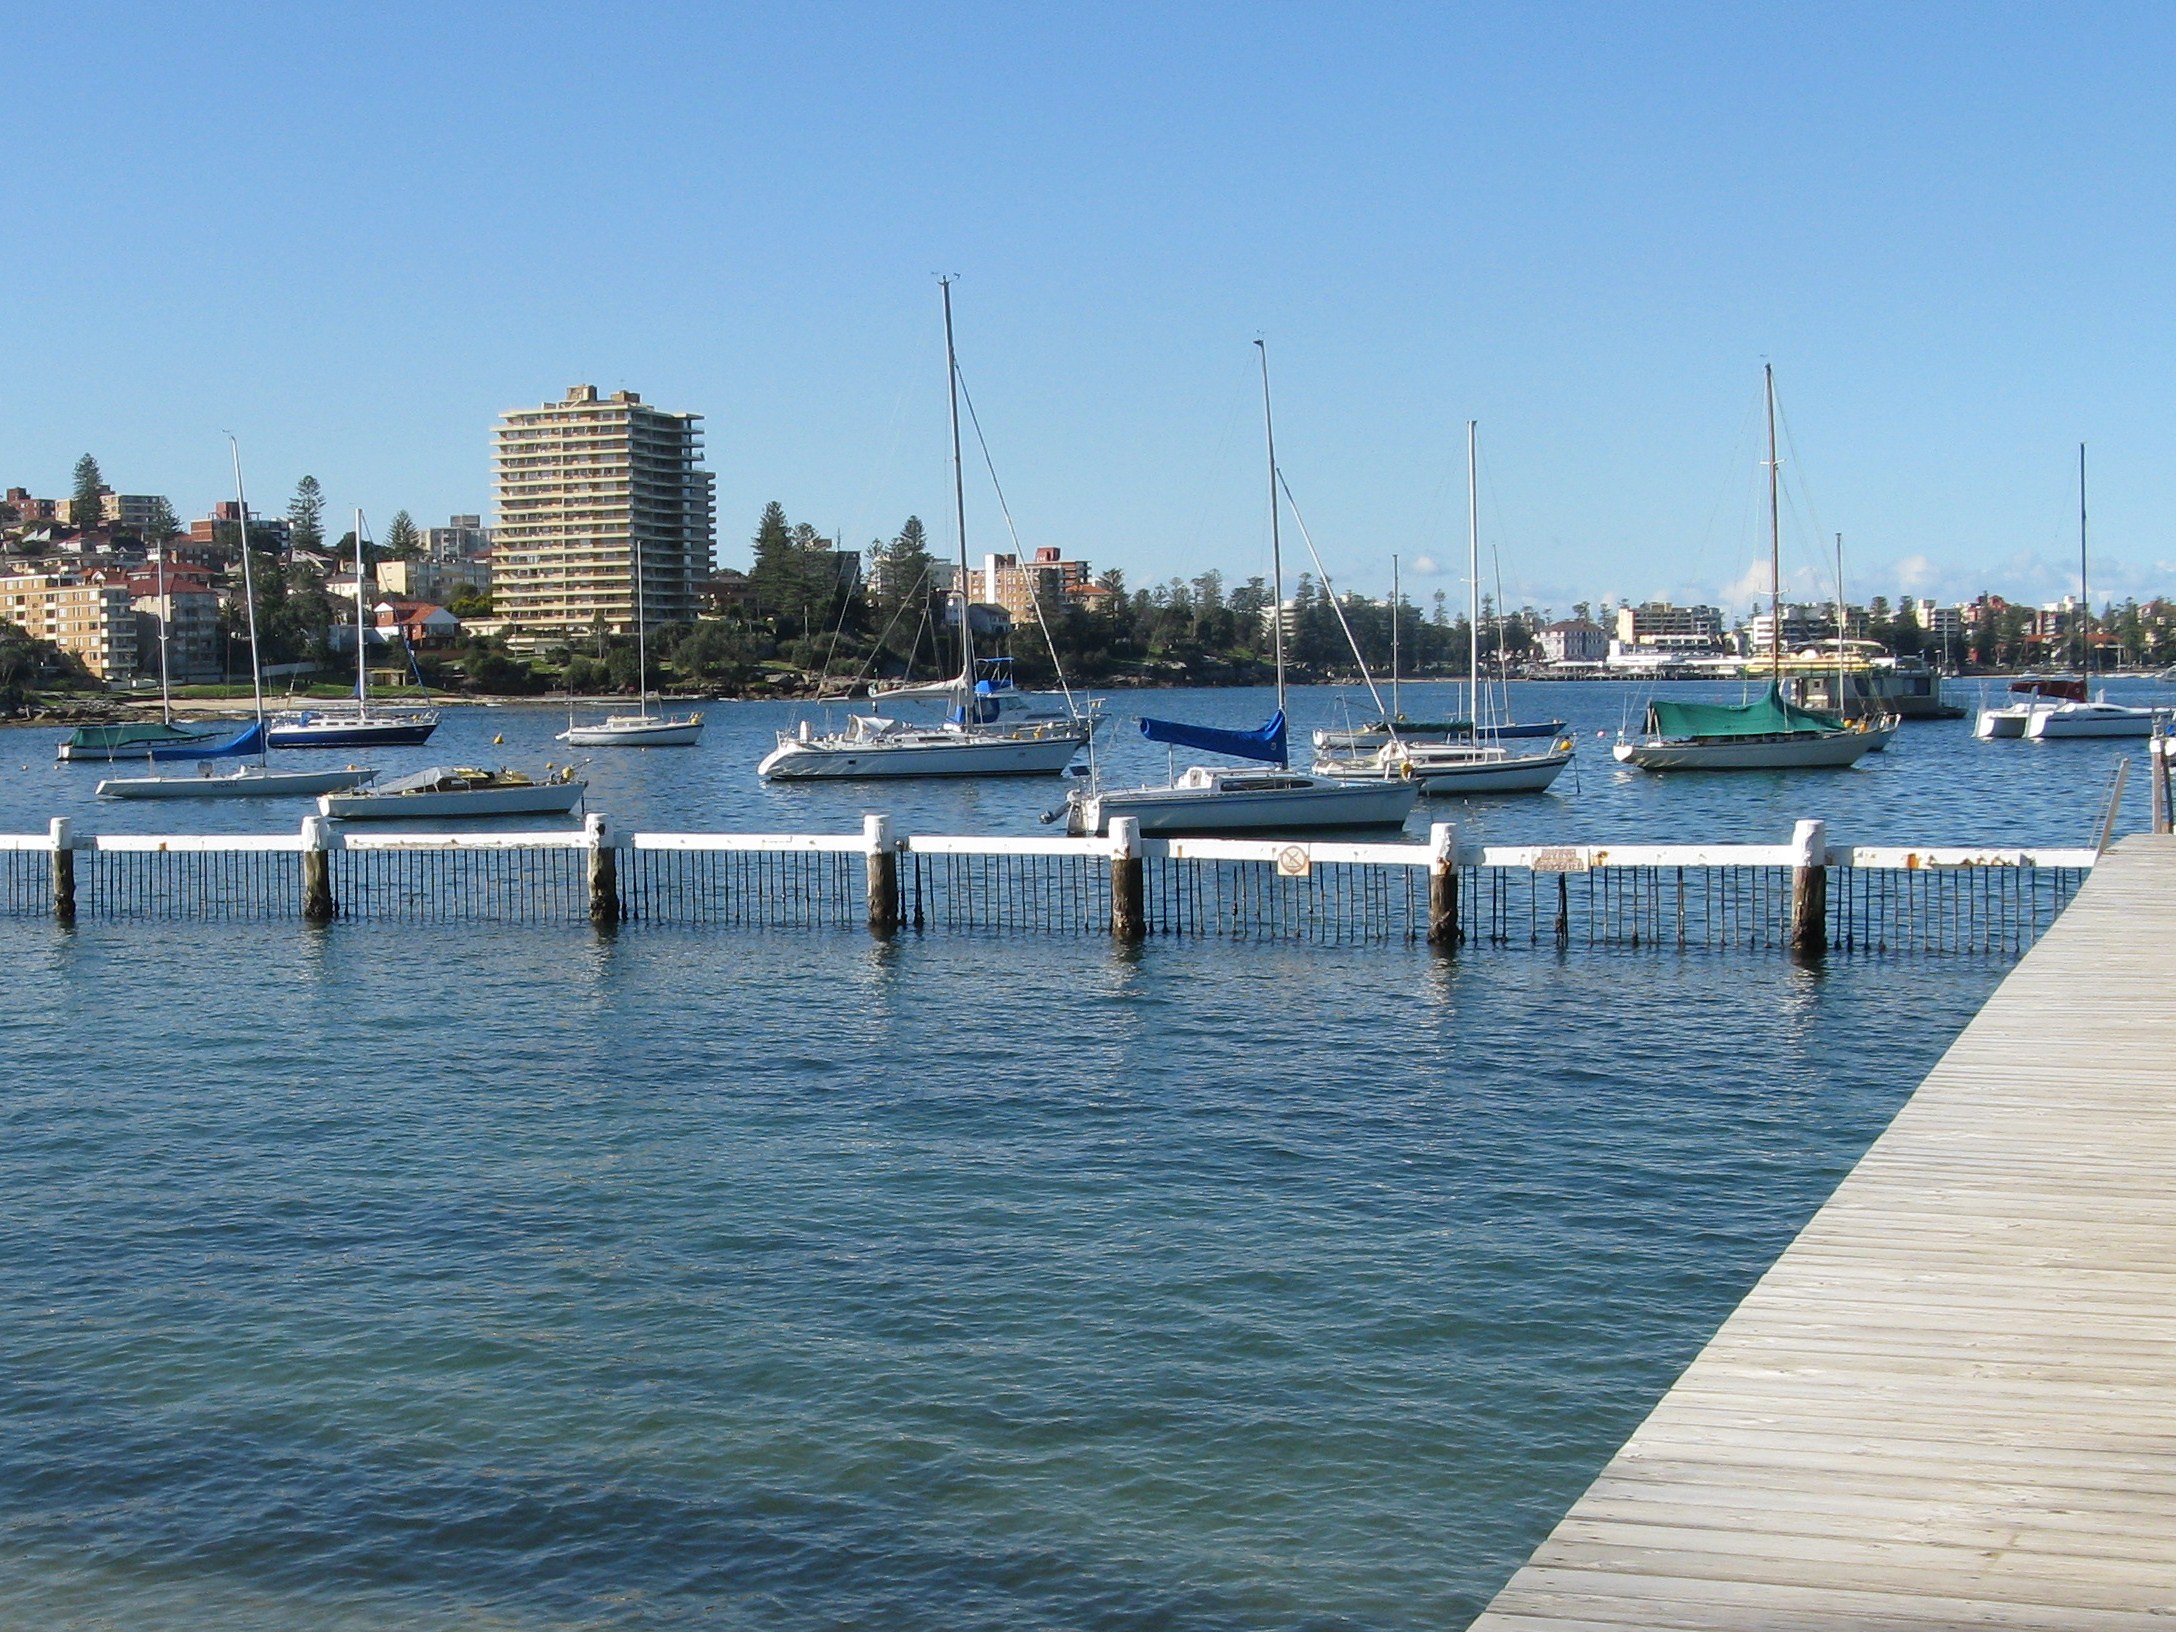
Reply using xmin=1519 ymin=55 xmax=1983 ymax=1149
xmin=1276 ymin=845 xmax=1312 ymax=878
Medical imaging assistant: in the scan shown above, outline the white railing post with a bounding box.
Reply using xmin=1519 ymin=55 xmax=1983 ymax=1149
xmin=1109 ymin=816 xmax=1144 ymax=940
xmin=1790 ymin=818 xmax=1828 ymax=957
xmin=865 ymin=812 xmax=899 ymax=934
xmin=585 ymin=812 xmax=619 ymax=929
xmin=300 ymin=814 xmax=336 ymax=924
xmin=1428 ymin=820 xmax=1460 ymax=949
xmin=49 ymin=816 xmax=74 ymax=923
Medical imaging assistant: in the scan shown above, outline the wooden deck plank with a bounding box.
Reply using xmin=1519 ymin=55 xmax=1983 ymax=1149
xmin=1469 ymin=835 xmax=2176 ymax=1631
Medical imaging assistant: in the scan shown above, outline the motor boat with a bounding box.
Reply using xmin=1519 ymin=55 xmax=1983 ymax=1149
xmin=318 ymin=765 xmax=588 ymax=820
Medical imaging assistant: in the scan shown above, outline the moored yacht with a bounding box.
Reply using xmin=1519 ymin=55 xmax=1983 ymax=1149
xmin=758 ymin=281 xmax=1092 ymax=782
xmin=1061 ymin=339 xmax=1415 ymax=837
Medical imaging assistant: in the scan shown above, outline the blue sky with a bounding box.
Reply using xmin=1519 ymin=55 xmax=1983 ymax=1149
xmin=7 ymin=2 xmax=2174 ymax=616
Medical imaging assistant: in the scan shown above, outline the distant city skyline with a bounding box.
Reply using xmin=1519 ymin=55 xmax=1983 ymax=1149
xmin=8 ymin=4 xmax=2175 ymax=618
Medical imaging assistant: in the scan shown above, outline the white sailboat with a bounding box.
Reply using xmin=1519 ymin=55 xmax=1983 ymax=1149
xmin=759 ymin=279 xmax=1091 ymax=781
xmin=558 ymin=531 xmax=704 ymax=747
xmin=2019 ymin=446 xmax=2166 ymax=740
xmin=1613 ymin=367 xmax=1877 ymax=773
xmin=1312 ymin=423 xmax=1573 ymax=797
xmin=1063 ymin=340 xmax=1416 ymax=836
xmin=100 ymin=444 xmax=378 ymax=801
xmin=268 ymin=508 xmax=439 ymax=748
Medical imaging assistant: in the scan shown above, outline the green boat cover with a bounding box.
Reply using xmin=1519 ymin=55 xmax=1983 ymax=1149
xmin=1646 ymin=683 xmax=1845 ymax=739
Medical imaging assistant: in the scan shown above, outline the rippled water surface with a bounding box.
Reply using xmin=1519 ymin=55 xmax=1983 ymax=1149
xmin=1 ymin=917 xmax=2010 ymax=1629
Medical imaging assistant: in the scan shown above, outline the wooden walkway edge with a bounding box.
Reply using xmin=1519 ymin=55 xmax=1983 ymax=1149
xmin=1469 ymin=833 xmax=2176 ymax=1631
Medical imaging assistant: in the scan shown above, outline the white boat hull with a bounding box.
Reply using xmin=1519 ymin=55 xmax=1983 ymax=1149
xmin=1313 ymin=743 xmax=1575 ymax=795
xmin=98 ymin=767 xmax=377 ymax=800
xmin=758 ymin=727 xmax=1086 ymax=780
xmin=1073 ymin=775 xmax=1417 ymax=836
xmin=1410 ymin=748 xmax=1573 ymax=795
xmin=1612 ymin=731 xmax=1877 ymax=771
xmin=319 ymin=781 xmax=588 ymax=820
xmin=1975 ymin=707 xmax=2034 ymax=739
xmin=558 ymin=714 xmax=705 ymax=747
xmin=2023 ymin=706 xmax=2164 ymax=739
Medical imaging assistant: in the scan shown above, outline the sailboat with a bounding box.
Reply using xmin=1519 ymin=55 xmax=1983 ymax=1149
xmin=758 ymin=279 xmax=1092 ymax=781
xmin=2019 ymin=446 xmax=2166 ymax=740
xmin=1312 ymin=423 xmax=1574 ymax=796
xmin=558 ymin=532 xmax=704 ymax=747
xmin=1310 ymin=554 xmax=1565 ymax=751
xmin=268 ymin=509 xmax=440 ymax=748
xmin=1613 ymin=367 xmax=1878 ymax=773
xmin=99 ymin=444 xmax=377 ymax=800
xmin=1062 ymin=340 xmax=1416 ymax=837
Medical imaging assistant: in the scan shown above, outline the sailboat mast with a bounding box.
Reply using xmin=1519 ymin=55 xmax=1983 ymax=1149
xmin=1390 ymin=554 xmax=1400 ymax=721
xmin=354 ymin=507 xmax=368 ymax=709
xmin=1468 ymin=420 xmax=1480 ymax=730
xmin=228 ymin=438 xmax=265 ymax=742
xmin=1766 ymin=364 xmax=1781 ymax=684
xmin=942 ymin=276 xmax=974 ymax=692
xmin=1255 ymin=339 xmax=1284 ymax=713
xmin=1835 ymin=532 xmax=1846 ymax=715
xmin=633 ymin=533 xmax=648 ymax=714
xmin=2078 ymin=442 xmax=2089 ymax=676
xmin=155 ymin=531 xmax=171 ymax=723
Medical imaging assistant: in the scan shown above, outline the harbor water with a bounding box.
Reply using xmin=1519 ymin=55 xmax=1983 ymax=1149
xmin=0 ymin=677 xmax=2155 ymax=1628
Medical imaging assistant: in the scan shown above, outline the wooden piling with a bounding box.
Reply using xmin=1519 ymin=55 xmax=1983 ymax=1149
xmin=864 ymin=813 xmax=899 ymax=934
xmin=586 ymin=813 xmax=619 ymax=929
xmin=1109 ymin=817 xmax=1145 ymax=940
xmin=49 ymin=817 xmax=74 ymax=924
xmin=1427 ymin=820 xmax=1460 ymax=949
xmin=1789 ymin=817 xmax=1828 ymax=957
xmin=300 ymin=815 xmax=336 ymax=924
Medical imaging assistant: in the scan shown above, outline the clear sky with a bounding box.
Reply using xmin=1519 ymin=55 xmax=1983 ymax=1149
xmin=8 ymin=2 xmax=2174 ymax=617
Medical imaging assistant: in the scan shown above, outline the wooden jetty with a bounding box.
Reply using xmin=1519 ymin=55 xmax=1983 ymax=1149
xmin=1469 ymin=832 xmax=2176 ymax=1631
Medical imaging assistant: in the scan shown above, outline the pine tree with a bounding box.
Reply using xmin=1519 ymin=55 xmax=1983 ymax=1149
xmin=288 ymin=476 xmax=326 ymax=553
xmin=748 ymin=501 xmax=798 ymax=624
xmin=70 ymin=455 xmax=104 ymax=529
xmin=385 ymin=510 xmax=422 ymax=560
xmin=142 ymin=497 xmax=181 ymax=546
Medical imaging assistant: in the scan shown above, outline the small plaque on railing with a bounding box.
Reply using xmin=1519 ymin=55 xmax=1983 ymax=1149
xmin=1532 ymin=847 xmax=1590 ymax=874
xmin=1276 ymin=844 xmax=1312 ymax=878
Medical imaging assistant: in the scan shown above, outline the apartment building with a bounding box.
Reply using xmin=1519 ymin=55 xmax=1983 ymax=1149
xmin=1614 ymin=601 xmax=1725 ymax=651
xmin=379 ymin=556 xmax=491 ymax=604
xmin=0 ymin=572 xmax=138 ymax=679
xmin=422 ymin=514 xmax=493 ymax=562
xmin=978 ymin=547 xmax=1089 ymax=623
xmin=492 ymin=385 xmax=715 ymax=642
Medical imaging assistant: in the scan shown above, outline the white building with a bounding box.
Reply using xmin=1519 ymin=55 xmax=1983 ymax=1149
xmin=1540 ymin=618 xmax=1609 ymax=665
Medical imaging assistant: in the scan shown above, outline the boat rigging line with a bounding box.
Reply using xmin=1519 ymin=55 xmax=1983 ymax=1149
xmin=948 ymin=357 xmax=1084 ymax=720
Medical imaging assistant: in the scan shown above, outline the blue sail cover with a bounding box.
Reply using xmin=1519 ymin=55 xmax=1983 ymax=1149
xmin=1138 ymin=709 xmax=1288 ymax=767
xmin=150 ymin=721 xmax=265 ymax=760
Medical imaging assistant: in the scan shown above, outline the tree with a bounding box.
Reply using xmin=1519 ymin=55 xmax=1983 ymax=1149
xmin=70 ymin=455 xmax=104 ymax=529
xmin=142 ymin=496 xmax=181 ymax=546
xmin=869 ymin=515 xmax=938 ymax=661
xmin=385 ymin=510 xmax=422 ymax=560
xmin=748 ymin=500 xmax=796 ymax=618
xmin=288 ymin=476 xmax=326 ymax=553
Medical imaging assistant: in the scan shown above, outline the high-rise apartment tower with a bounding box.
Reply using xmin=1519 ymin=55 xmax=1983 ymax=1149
xmin=492 ymin=385 xmax=715 ymax=641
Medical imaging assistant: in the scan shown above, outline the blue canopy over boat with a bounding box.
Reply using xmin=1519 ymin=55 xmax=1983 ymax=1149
xmin=150 ymin=721 xmax=265 ymax=760
xmin=1138 ymin=709 xmax=1287 ymax=767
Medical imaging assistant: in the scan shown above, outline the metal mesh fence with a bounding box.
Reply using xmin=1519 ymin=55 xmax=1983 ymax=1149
xmin=0 ymin=842 xmax=2096 ymax=958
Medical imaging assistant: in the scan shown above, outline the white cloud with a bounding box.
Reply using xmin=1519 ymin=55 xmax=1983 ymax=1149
xmin=1407 ymin=554 xmax=1443 ymax=576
